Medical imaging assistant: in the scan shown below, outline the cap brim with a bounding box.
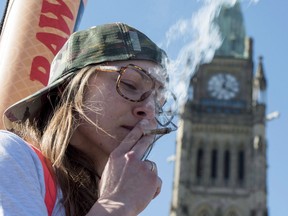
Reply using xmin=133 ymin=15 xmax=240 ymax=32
xmin=3 ymin=72 xmax=73 ymax=130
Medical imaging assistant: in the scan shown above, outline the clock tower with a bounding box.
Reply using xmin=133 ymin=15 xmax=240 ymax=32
xmin=170 ymin=2 xmax=268 ymax=216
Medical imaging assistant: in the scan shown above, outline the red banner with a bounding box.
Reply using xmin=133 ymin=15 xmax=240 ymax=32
xmin=0 ymin=0 xmax=87 ymax=128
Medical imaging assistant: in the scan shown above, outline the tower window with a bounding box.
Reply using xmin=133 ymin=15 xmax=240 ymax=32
xmin=196 ymin=148 xmax=204 ymax=179
xmin=238 ymin=150 xmax=245 ymax=183
xmin=250 ymin=210 xmax=256 ymax=216
xmin=211 ymin=149 xmax=218 ymax=179
xmin=181 ymin=205 xmax=188 ymax=214
xmin=223 ymin=150 xmax=230 ymax=181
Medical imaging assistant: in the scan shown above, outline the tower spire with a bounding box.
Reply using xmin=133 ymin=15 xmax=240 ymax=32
xmin=255 ymin=56 xmax=267 ymax=90
xmin=214 ymin=2 xmax=246 ymax=58
xmin=253 ymin=56 xmax=267 ymax=104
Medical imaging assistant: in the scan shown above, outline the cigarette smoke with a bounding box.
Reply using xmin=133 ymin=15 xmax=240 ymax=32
xmin=163 ymin=0 xmax=260 ymax=111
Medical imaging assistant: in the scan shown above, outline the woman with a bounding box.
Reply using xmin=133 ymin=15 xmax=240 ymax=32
xmin=0 ymin=22 xmax=176 ymax=216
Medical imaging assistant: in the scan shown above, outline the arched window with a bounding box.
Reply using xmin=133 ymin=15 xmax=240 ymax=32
xmin=225 ymin=209 xmax=240 ymax=216
xmin=211 ymin=149 xmax=218 ymax=179
xmin=196 ymin=205 xmax=213 ymax=216
xmin=196 ymin=148 xmax=204 ymax=179
xmin=238 ymin=150 xmax=245 ymax=184
xmin=250 ymin=209 xmax=256 ymax=216
xmin=223 ymin=150 xmax=230 ymax=181
xmin=198 ymin=210 xmax=210 ymax=216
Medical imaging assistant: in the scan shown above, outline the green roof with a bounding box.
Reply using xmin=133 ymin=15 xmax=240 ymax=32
xmin=214 ymin=2 xmax=246 ymax=58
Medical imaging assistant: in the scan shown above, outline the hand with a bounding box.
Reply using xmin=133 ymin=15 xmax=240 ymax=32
xmin=96 ymin=119 xmax=162 ymax=216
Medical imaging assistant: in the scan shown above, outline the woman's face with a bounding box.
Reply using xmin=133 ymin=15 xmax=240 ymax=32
xmin=70 ymin=60 xmax=166 ymax=166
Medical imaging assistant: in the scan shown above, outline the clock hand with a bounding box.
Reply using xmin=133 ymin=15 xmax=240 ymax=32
xmin=219 ymin=74 xmax=226 ymax=89
xmin=222 ymin=75 xmax=235 ymax=92
xmin=223 ymin=75 xmax=229 ymax=90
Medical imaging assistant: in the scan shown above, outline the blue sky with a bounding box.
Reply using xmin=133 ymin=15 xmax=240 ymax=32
xmin=1 ymin=1 xmax=287 ymax=215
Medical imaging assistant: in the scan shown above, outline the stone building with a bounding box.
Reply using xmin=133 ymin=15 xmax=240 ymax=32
xmin=170 ymin=2 xmax=268 ymax=216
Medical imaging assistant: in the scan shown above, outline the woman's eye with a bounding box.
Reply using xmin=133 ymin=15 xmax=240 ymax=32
xmin=120 ymin=80 xmax=138 ymax=91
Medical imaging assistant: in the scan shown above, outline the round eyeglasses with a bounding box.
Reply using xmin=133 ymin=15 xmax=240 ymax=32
xmin=93 ymin=64 xmax=177 ymax=128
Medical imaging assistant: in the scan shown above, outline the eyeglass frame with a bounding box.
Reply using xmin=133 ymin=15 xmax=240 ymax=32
xmin=92 ymin=63 xmax=178 ymax=160
xmin=92 ymin=64 xmax=177 ymax=126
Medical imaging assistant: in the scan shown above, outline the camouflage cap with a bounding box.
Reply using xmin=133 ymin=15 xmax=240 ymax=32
xmin=3 ymin=22 xmax=168 ymax=129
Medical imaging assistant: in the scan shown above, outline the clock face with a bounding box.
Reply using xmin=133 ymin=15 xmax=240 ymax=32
xmin=207 ymin=73 xmax=239 ymax=100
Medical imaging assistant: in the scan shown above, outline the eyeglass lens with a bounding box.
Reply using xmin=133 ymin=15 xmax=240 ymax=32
xmin=118 ymin=66 xmax=154 ymax=101
xmin=117 ymin=65 xmax=177 ymax=126
xmin=156 ymin=91 xmax=177 ymax=126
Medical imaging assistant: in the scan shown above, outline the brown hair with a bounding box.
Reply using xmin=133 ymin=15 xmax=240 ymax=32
xmin=11 ymin=66 xmax=102 ymax=215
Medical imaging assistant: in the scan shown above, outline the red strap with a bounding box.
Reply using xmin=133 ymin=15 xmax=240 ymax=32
xmin=30 ymin=145 xmax=57 ymax=216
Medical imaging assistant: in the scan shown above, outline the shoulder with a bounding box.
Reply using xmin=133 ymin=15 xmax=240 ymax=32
xmin=0 ymin=129 xmax=46 ymax=184
xmin=0 ymin=129 xmax=46 ymax=192
xmin=0 ymin=130 xmax=65 ymax=215
xmin=0 ymin=130 xmax=49 ymax=215
xmin=0 ymin=129 xmax=29 ymax=147
xmin=0 ymin=130 xmax=37 ymax=162
xmin=0 ymin=129 xmax=44 ymax=182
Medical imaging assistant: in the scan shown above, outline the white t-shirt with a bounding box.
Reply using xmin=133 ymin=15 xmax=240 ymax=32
xmin=0 ymin=130 xmax=65 ymax=216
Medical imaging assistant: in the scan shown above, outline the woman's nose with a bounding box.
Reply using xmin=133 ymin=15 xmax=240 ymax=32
xmin=132 ymin=95 xmax=157 ymax=120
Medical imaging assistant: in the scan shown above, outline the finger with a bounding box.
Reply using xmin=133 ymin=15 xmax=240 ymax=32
xmin=153 ymin=177 xmax=162 ymax=199
xmin=131 ymin=134 xmax=155 ymax=160
xmin=114 ymin=119 xmax=155 ymax=159
xmin=113 ymin=121 xmax=145 ymax=156
xmin=144 ymin=160 xmax=157 ymax=173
